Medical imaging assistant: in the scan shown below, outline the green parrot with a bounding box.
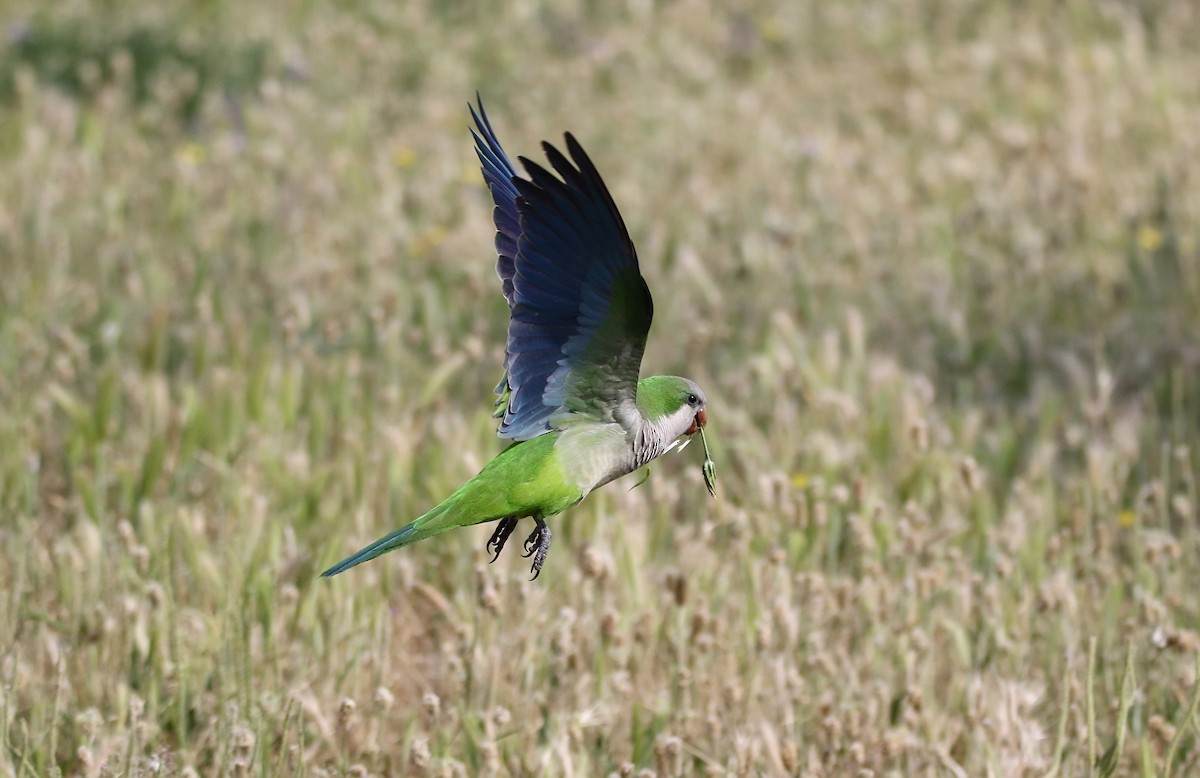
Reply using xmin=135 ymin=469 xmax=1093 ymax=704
xmin=321 ymin=97 xmax=711 ymax=580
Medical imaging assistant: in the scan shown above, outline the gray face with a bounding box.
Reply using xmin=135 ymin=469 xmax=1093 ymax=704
xmin=673 ymin=378 xmax=706 ymax=411
xmin=676 ymin=378 xmax=708 ymax=437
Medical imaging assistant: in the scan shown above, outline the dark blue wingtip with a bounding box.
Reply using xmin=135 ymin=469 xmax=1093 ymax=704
xmin=471 ymin=91 xmax=487 ymax=124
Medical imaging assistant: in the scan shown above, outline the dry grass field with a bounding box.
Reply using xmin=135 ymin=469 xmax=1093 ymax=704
xmin=2 ymin=0 xmax=1200 ymax=775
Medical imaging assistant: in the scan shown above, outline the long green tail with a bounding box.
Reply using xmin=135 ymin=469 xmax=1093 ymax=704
xmin=321 ymin=435 xmax=572 ymax=578
xmin=321 ymin=498 xmax=460 ymax=577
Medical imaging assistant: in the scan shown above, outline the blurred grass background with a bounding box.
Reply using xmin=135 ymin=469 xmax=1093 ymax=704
xmin=1 ymin=0 xmax=1199 ymax=775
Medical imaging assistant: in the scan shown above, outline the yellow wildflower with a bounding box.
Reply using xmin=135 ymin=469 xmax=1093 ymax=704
xmin=1137 ymin=225 xmax=1164 ymax=252
xmin=176 ymin=142 xmax=206 ymax=167
xmin=392 ymin=146 xmax=418 ymax=169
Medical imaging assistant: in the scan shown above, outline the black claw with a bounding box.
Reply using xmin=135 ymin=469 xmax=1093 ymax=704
xmin=486 ymin=517 xmax=519 ymax=563
xmin=523 ymin=518 xmax=552 ymax=580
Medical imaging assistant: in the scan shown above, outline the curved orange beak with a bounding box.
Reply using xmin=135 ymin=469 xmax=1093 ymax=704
xmin=685 ymin=408 xmax=708 ymax=436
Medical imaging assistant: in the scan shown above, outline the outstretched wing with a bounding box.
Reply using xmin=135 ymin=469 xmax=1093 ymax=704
xmin=470 ymin=96 xmax=521 ymax=310
xmin=470 ymin=101 xmax=653 ymax=441
xmin=470 ymin=98 xmax=523 ymax=415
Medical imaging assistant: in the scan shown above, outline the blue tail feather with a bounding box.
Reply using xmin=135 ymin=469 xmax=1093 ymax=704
xmin=321 ymin=523 xmax=419 ymax=577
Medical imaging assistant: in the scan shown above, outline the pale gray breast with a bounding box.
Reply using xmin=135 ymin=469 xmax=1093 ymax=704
xmin=631 ymin=424 xmax=668 ymax=470
xmin=555 ymin=423 xmax=639 ymax=494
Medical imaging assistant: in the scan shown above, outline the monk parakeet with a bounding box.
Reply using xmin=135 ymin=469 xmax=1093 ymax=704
xmin=322 ymin=97 xmax=712 ymax=580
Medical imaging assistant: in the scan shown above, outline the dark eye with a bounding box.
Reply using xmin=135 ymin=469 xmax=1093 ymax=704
xmin=687 ymin=393 xmax=699 ymax=406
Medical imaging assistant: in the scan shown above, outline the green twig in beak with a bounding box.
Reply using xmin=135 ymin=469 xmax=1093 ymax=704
xmin=699 ymin=427 xmax=716 ymax=497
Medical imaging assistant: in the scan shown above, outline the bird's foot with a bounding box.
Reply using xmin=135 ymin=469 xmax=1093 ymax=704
xmin=486 ymin=517 xmax=519 ymax=563
xmin=521 ymin=518 xmax=552 ymax=580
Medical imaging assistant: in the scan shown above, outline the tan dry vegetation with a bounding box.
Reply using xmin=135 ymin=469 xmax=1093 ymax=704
xmin=1 ymin=0 xmax=1199 ymax=775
